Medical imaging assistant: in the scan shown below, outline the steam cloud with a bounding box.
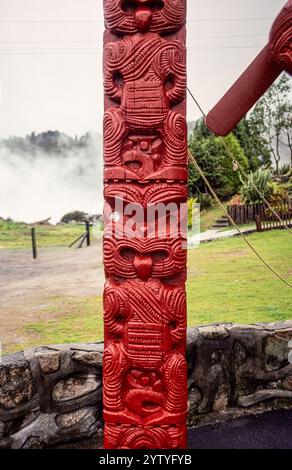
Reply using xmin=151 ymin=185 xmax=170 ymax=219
xmin=0 ymin=132 xmax=103 ymax=224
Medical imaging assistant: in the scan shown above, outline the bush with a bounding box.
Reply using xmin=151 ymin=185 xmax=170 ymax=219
xmin=268 ymin=182 xmax=289 ymax=205
xmin=274 ymin=164 xmax=291 ymax=177
xmin=229 ymin=194 xmax=243 ymax=206
xmin=239 ymin=169 xmax=272 ymax=204
xmin=240 ymin=169 xmax=289 ymax=205
xmin=187 ymin=197 xmax=197 ymax=228
xmin=197 ymin=193 xmax=214 ymax=211
xmin=60 ymin=211 xmax=88 ymax=224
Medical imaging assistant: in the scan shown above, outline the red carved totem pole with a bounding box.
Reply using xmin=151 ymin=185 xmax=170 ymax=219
xmin=102 ymin=0 xmax=188 ymax=449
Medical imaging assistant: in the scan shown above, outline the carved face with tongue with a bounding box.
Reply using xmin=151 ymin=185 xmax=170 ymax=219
xmin=104 ymin=0 xmax=185 ymax=35
xmin=134 ymin=6 xmax=153 ymax=33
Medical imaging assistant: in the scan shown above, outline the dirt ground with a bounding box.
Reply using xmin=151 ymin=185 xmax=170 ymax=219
xmin=0 ymin=242 xmax=104 ymax=352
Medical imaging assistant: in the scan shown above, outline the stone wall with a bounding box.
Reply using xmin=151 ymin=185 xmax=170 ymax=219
xmin=187 ymin=322 xmax=292 ymax=426
xmin=0 ymin=344 xmax=103 ymax=449
xmin=0 ymin=322 xmax=292 ymax=449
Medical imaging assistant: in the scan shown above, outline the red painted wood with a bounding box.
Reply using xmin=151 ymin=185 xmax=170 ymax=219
xmin=103 ymin=0 xmax=188 ymax=449
xmin=206 ymin=0 xmax=292 ymax=136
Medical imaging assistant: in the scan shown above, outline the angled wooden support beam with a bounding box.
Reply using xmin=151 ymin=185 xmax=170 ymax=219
xmin=206 ymin=0 xmax=292 ymax=136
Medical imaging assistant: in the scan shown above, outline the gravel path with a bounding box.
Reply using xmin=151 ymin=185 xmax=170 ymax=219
xmin=0 ymin=243 xmax=104 ymax=351
xmin=188 ymin=227 xmax=256 ymax=246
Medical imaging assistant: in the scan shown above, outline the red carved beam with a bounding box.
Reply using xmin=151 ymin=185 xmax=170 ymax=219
xmin=206 ymin=0 xmax=292 ymax=136
xmin=102 ymin=0 xmax=188 ymax=449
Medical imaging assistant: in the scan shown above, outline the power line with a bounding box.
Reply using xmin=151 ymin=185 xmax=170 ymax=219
xmin=0 ymin=45 xmax=265 ymax=56
xmin=0 ymin=34 xmax=267 ymax=44
xmin=0 ymin=40 xmax=103 ymax=44
xmin=0 ymin=47 xmax=103 ymax=51
xmin=0 ymin=52 xmax=101 ymax=55
xmin=187 ymin=18 xmax=273 ymax=22
xmin=189 ymin=45 xmax=264 ymax=50
xmin=189 ymin=33 xmax=267 ymax=40
xmin=0 ymin=20 xmax=104 ymax=23
xmin=0 ymin=17 xmax=273 ymax=24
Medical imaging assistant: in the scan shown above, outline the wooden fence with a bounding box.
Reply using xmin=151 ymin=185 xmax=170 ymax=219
xmin=255 ymin=201 xmax=292 ymax=232
xmin=228 ymin=200 xmax=292 ymax=232
xmin=227 ymin=203 xmax=267 ymax=225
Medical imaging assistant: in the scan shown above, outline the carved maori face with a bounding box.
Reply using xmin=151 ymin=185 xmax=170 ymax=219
xmin=104 ymin=0 xmax=186 ymax=34
xmin=124 ymin=370 xmax=164 ymax=417
xmin=122 ymin=134 xmax=164 ymax=175
xmin=104 ymin=237 xmax=187 ymax=281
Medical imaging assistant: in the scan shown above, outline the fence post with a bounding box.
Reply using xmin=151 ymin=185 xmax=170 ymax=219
xmin=31 ymin=227 xmax=37 ymax=259
xmin=255 ymin=215 xmax=262 ymax=232
xmin=85 ymin=221 xmax=91 ymax=247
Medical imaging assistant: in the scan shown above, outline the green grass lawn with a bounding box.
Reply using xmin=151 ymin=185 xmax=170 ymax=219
xmin=0 ymin=220 xmax=87 ymax=249
xmin=24 ymin=296 xmax=103 ymax=347
xmin=16 ymin=229 xmax=291 ymax=352
xmin=187 ymin=229 xmax=292 ymax=325
xmin=0 ymin=203 xmax=227 ymax=249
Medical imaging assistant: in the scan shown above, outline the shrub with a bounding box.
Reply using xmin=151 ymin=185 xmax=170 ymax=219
xmin=60 ymin=211 xmax=89 ymax=224
xmin=239 ymin=169 xmax=273 ymax=204
xmin=187 ymin=197 xmax=197 ymax=228
xmin=197 ymin=193 xmax=214 ymax=211
xmin=274 ymin=164 xmax=291 ymax=177
xmin=240 ymin=168 xmax=289 ymax=205
xmin=268 ymin=182 xmax=289 ymax=205
xmin=229 ymin=194 xmax=243 ymax=206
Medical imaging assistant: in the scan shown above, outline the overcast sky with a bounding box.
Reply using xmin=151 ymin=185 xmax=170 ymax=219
xmin=0 ymin=0 xmax=287 ymax=138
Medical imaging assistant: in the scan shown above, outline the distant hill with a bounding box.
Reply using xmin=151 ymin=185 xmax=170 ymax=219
xmin=0 ymin=131 xmax=101 ymax=157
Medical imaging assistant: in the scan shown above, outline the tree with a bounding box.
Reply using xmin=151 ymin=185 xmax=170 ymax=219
xmin=233 ymin=117 xmax=271 ymax=170
xmin=188 ymin=120 xmax=249 ymax=199
xmin=249 ymin=73 xmax=292 ymax=173
xmin=60 ymin=211 xmax=89 ymax=224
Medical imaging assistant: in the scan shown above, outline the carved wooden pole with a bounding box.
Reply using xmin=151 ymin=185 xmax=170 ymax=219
xmin=103 ymin=0 xmax=188 ymax=449
xmin=206 ymin=0 xmax=292 ymax=136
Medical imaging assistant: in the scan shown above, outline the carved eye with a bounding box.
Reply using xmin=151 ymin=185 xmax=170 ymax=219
xmin=116 ymin=313 xmax=126 ymax=323
xmin=152 ymin=251 xmax=168 ymax=262
xmin=120 ymin=248 xmax=136 ymax=261
xmin=165 ymin=74 xmax=175 ymax=92
xmin=113 ymin=71 xmax=124 ymax=88
xmin=147 ymin=0 xmax=164 ymax=10
xmin=121 ymin=0 xmax=138 ymax=12
xmin=169 ymin=321 xmax=178 ymax=330
xmin=121 ymin=0 xmax=164 ymax=12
